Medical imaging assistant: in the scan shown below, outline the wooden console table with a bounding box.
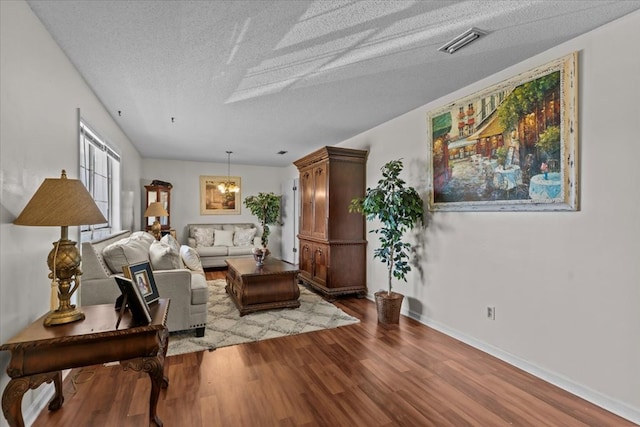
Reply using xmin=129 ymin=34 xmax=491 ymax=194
xmin=225 ymin=258 xmax=300 ymax=316
xmin=0 ymin=299 xmax=170 ymax=427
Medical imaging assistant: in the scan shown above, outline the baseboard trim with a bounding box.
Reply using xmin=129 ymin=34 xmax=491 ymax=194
xmin=405 ymin=308 xmax=640 ymax=425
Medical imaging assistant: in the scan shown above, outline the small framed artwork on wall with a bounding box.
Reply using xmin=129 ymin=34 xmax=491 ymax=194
xmin=199 ymin=175 xmax=241 ymax=215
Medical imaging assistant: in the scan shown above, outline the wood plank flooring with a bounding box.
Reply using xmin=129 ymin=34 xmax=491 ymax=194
xmin=32 ymin=269 xmax=633 ymax=426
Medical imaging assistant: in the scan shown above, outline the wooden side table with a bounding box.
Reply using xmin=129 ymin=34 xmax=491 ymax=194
xmin=0 ymin=299 xmax=170 ymax=427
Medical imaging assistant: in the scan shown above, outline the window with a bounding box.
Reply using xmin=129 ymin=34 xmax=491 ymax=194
xmin=79 ymin=120 xmax=121 ymax=242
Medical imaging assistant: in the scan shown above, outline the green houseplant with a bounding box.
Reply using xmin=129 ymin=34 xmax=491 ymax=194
xmin=243 ymin=192 xmax=280 ymax=265
xmin=349 ymin=159 xmax=424 ymax=324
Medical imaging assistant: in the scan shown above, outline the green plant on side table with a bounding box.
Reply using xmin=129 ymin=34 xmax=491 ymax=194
xmin=243 ymin=192 xmax=280 ymax=265
xmin=349 ymin=159 xmax=424 ymax=324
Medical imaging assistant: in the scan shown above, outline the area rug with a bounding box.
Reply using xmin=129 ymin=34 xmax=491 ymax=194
xmin=167 ymin=279 xmax=359 ymax=356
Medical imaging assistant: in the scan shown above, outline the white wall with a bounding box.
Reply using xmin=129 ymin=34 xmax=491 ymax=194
xmin=316 ymin=11 xmax=639 ymax=423
xmin=142 ymin=158 xmax=286 ymax=259
xmin=0 ymin=1 xmax=143 ymax=425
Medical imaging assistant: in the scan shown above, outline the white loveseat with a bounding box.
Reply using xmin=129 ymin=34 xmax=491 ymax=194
xmin=80 ymin=230 xmax=208 ymax=336
xmin=186 ymin=223 xmax=261 ymax=268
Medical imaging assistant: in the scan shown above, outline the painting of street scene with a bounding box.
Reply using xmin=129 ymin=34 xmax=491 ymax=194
xmin=428 ymin=53 xmax=578 ymax=211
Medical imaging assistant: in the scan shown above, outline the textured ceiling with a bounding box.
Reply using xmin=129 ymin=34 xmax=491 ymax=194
xmin=26 ymin=0 xmax=640 ymax=167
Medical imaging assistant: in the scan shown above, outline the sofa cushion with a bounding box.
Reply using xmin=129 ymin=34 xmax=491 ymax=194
xmin=180 ymin=245 xmax=204 ymax=273
xmin=228 ymin=245 xmax=255 ymax=256
xmin=149 ymin=240 xmax=183 ymax=270
xmin=222 ymin=223 xmax=250 ymax=231
xmin=233 ymin=227 xmax=257 ymax=246
xmin=102 ymin=237 xmax=151 ymax=274
xmin=214 ymin=229 xmax=234 ymax=247
xmin=131 ymin=231 xmax=156 ymax=245
xmin=190 ymin=273 xmax=208 ymax=306
xmin=197 ymin=246 xmax=228 ymax=257
xmin=193 ymin=227 xmax=214 ymax=247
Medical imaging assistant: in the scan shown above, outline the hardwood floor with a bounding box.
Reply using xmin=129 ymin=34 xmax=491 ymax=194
xmin=32 ymin=269 xmax=633 ymax=426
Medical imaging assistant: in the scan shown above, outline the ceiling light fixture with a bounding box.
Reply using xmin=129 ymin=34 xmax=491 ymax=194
xmin=218 ymin=151 xmax=240 ymax=194
xmin=438 ymin=27 xmax=486 ymax=54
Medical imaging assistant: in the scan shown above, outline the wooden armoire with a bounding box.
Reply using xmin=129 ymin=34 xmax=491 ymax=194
xmin=294 ymin=146 xmax=368 ymax=297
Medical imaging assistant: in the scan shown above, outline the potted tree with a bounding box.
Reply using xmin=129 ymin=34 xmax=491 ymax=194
xmin=243 ymin=192 xmax=280 ymax=265
xmin=349 ymin=159 xmax=424 ymax=324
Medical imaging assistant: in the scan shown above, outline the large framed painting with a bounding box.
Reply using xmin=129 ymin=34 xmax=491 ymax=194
xmin=428 ymin=52 xmax=578 ymax=211
xmin=199 ymin=175 xmax=241 ymax=215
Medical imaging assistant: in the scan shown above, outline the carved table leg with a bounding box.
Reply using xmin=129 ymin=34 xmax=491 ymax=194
xmin=2 ymin=378 xmax=28 ymax=427
xmin=2 ymin=372 xmax=60 ymax=427
xmin=147 ymin=356 xmax=165 ymax=427
xmin=48 ymin=371 xmax=64 ymax=411
xmin=160 ymin=327 xmax=169 ymax=389
xmin=121 ymin=354 xmax=165 ymax=427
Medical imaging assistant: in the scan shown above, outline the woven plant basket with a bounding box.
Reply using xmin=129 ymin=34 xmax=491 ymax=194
xmin=374 ymin=291 xmax=404 ymax=324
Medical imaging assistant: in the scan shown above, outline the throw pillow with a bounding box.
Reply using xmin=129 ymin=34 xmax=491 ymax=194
xmin=161 ymin=233 xmax=181 ymax=254
xmin=180 ymin=245 xmax=204 ymax=274
xmin=214 ymin=229 xmax=234 ymax=247
xmin=149 ymin=240 xmax=182 ymax=270
xmin=193 ymin=227 xmax=214 ymax=247
xmin=233 ymin=227 xmax=257 ymax=246
xmin=102 ymin=237 xmax=150 ymax=274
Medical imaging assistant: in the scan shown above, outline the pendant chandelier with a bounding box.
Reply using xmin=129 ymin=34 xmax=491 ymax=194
xmin=218 ymin=151 xmax=240 ymax=194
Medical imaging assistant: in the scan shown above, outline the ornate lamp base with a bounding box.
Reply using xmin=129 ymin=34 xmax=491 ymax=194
xmin=43 ymin=306 xmax=85 ymax=326
xmin=45 ymin=235 xmax=85 ymax=326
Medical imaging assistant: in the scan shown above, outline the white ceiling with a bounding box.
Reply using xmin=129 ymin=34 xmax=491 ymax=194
xmin=27 ymin=0 xmax=640 ymax=167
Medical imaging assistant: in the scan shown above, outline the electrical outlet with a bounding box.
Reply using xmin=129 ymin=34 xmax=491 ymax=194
xmin=487 ymin=306 xmax=496 ymax=320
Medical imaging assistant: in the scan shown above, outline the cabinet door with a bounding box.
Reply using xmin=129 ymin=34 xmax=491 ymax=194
xmin=299 ymin=241 xmax=313 ymax=279
xmin=312 ymin=163 xmax=327 ymax=239
xmin=312 ymin=243 xmax=328 ymax=286
xmin=299 ymin=169 xmax=314 ymax=237
xmin=158 ymin=190 xmax=170 ymax=227
xmin=146 ymin=189 xmax=158 ymax=228
xmin=145 ymin=185 xmax=171 ymax=230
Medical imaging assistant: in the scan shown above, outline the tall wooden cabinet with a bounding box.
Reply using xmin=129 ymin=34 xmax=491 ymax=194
xmin=294 ymin=146 xmax=368 ymax=297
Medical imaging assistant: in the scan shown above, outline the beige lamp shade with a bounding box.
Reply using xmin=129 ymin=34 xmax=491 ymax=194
xmin=144 ymin=202 xmax=169 ymax=218
xmin=14 ymin=170 xmax=107 ymax=226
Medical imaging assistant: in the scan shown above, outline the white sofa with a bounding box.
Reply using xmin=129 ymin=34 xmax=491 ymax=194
xmin=80 ymin=230 xmax=208 ymax=336
xmin=186 ymin=223 xmax=261 ymax=268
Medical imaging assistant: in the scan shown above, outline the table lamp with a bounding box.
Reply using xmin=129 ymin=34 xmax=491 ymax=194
xmin=13 ymin=170 xmax=107 ymax=326
xmin=144 ymin=202 xmax=168 ymax=240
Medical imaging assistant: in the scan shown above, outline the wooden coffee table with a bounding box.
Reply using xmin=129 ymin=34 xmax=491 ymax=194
xmin=225 ymin=258 xmax=300 ymax=316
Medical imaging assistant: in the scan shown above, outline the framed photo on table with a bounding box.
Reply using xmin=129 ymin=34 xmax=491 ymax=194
xmin=123 ymin=261 xmax=159 ymax=305
xmin=114 ymin=276 xmax=152 ymax=325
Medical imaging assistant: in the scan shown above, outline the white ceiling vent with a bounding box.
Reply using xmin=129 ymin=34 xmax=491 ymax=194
xmin=438 ymin=27 xmax=487 ymax=54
